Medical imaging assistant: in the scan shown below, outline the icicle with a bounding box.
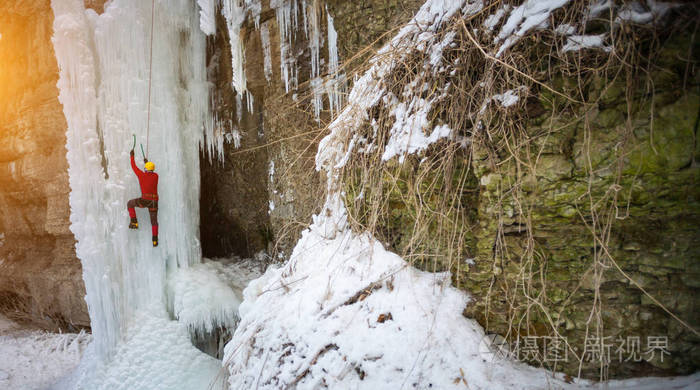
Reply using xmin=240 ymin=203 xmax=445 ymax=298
xmin=246 ymin=90 xmax=254 ymax=112
xmin=308 ymin=0 xmax=321 ymax=80
xmin=260 ymin=21 xmax=273 ymax=82
xmin=310 ymin=77 xmax=323 ymax=120
xmin=227 ymin=128 xmax=242 ymax=148
xmin=327 ymin=7 xmax=338 ymax=76
xmin=236 ymin=93 xmax=243 ymax=124
xmin=221 ymin=0 xmax=248 ymax=95
xmin=248 ymin=0 xmax=262 ymax=29
xmin=273 ymin=0 xmax=300 ymax=92
xmin=302 ymin=0 xmax=309 ymax=38
xmin=306 ymin=0 xmax=324 ymax=120
xmin=196 ymin=0 xmax=217 ymax=35
xmin=325 ymin=7 xmax=343 ymax=116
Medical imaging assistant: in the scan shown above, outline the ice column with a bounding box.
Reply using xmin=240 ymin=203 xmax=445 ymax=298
xmin=52 ymin=0 xmax=211 ymax=360
xmin=221 ymin=0 xmax=248 ymax=95
xmin=325 ymin=7 xmax=344 ymax=116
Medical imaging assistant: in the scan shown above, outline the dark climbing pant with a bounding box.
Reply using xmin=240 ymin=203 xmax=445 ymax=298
xmin=127 ymin=198 xmax=158 ymax=236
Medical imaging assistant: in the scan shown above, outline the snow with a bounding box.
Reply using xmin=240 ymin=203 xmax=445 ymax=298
xmin=555 ymin=23 xmax=576 ymax=35
xmin=57 ymin=307 xmax=225 ymax=390
xmin=616 ymin=2 xmax=654 ymax=24
xmin=562 ymin=34 xmax=611 ymax=53
xmin=483 ymin=5 xmax=509 ymax=32
xmin=615 ymin=1 xmax=676 ymax=25
xmin=167 ymin=260 xmax=245 ymax=336
xmin=224 ymin=190 xmax=700 ymax=389
xmin=381 ymin=99 xmax=453 ymax=163
xmin=485 ymin=0 xmax=675 ymax=57
xmin=494 ymin=0 xmax=571 ymax=57
xmin=0 ymin=315 xmax=91 ymax=390
xmin=646 ymin=0 xmax=676 ymax=19
xmin=317 ymin=0 xmax=475 ymax=175
xmin=492 ymin=88 xmax=522 ymax=108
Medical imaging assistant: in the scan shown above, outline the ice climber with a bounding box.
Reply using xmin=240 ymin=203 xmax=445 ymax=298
xmin=127 ymin=149 xmax=159 ymax=247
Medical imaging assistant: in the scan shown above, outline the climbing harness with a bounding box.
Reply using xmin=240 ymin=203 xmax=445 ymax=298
xmin=145 ymin=0 xmax=156 ymax=158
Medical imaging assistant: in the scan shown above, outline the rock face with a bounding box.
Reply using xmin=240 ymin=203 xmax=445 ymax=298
xmin=200 ymin=0 xmax=423 ymax=259
xmin=462 ymin=35 xmax=700 ymax=378
xmin=0 ymin=1 xmax=89 ymax=328
xmin=200 ymin=9 xmax=272 ymax=259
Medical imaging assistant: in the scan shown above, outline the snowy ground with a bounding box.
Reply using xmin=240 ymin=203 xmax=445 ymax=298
xmin=0 ymin=314 xmax=90 ymax=390
xmin=0 ymin=258 xmax=261 ymax=390
xmin=52 ymin=258 xmax=261 ymax=390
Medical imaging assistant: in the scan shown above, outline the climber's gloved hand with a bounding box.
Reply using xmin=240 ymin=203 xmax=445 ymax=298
xmin=130 ymin=149 xmax=134 ymax=157
xmin=144 ymin=158 xmax=148 ymax=164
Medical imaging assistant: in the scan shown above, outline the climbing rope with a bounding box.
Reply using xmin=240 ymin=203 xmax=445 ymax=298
xmin=145 ymin=0 xmax=156 ymax=159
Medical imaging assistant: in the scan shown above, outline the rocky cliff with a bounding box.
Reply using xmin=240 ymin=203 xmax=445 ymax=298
xmin=0 ymin=0 xmax=89 ymax=328
xmin=199 ymin=0 xmax=423 ymax=260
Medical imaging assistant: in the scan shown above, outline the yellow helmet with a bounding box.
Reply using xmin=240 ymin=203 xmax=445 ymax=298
xmin=145 ymin=161 xmax=155 ymax=171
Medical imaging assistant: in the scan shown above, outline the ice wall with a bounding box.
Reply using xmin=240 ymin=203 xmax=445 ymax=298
xmin=51 ymin=0 xmax=210 ymax=360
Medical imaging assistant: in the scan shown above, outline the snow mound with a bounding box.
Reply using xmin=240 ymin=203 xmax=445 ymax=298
xmin=224 ymin=198 xmax=576 ymax=389
xmin=168 ymin=262 xmax=241 ymax=335
xmin=167 ymin=258 xmax=262 ymax=336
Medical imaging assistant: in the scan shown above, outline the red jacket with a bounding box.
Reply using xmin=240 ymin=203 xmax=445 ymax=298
xmin=131 ymin=155 xmax=159 ymax=200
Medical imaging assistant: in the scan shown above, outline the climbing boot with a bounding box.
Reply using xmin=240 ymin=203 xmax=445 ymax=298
xmin=128 ymin=218 xmax=138 ymax=229
xmin=152 ymin=236 xmax=158 ymax=247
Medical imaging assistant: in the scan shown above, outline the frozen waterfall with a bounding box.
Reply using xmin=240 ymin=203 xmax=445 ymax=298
xmin=52 ymin=0 xmax=208 ymax=360
xmin=49 ymin=0 xmax=235 ymax=388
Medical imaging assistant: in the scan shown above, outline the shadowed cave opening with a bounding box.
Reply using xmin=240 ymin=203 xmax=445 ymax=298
xmin=198 ymin=10 xmax=272 ymax=261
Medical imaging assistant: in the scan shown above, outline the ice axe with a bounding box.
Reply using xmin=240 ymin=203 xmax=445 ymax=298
xmin=132 ymin=134 xmax=147 ymax=162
